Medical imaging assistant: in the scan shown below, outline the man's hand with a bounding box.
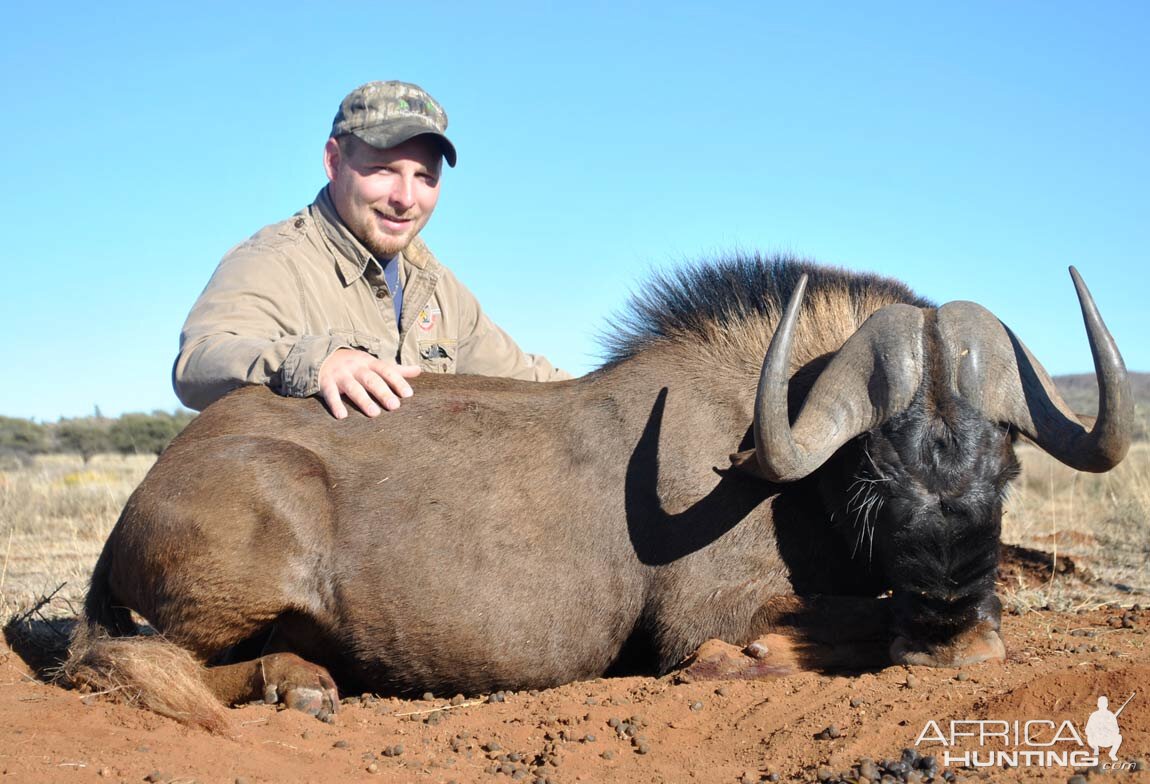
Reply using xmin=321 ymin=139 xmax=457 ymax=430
xmin=318 ymin=348 xmax=422 ymax=419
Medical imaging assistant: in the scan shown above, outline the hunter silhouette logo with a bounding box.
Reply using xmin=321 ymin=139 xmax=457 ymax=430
xmin=914 ymin=691 xmax=1138 ymax=770
xmin=1086 ymin=692 xmax=1134 ymax=762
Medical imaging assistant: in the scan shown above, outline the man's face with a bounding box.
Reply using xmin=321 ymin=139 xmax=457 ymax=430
xmin=323 ymin=134 xmax=443 ymax=259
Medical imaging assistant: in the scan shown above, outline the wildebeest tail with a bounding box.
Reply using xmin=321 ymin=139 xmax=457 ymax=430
xmin=61 ymin=543 xmax=231 ymax=733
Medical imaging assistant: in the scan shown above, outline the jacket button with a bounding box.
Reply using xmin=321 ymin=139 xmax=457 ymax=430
xmin=376 ymin=289 xmax=387 ymax=299
xmin=293 ymin=218 xmax=305 ymax=229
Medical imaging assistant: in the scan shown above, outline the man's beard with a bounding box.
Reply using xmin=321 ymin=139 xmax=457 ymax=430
xmin=354 ymin=212 xmax=419 ymax=260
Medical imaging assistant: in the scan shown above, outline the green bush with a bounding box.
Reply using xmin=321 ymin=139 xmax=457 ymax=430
xmin=56 ymin=419 xmax=113 ymax=463
xmin=108 ymin=410 xmax=196 ymax=456
xmin=0 ymin=416 xmax=49 ymax=455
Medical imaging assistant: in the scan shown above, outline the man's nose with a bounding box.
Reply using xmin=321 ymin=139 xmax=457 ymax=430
xmin=389 ymin=177 xmax=417 ymax=211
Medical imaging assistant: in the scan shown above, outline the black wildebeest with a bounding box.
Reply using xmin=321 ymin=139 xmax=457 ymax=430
xmin=65 ymin=257 xmax=1131 ymax=731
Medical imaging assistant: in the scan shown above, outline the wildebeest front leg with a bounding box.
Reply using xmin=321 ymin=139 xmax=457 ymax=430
xmin=678 ymin=596 xmax=894 ymax=681
xmin=202 ymin=652 xmax=339 ymax=720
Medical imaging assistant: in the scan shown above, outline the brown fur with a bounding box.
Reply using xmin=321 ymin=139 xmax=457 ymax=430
xmin=64 ymin=549 xmax=230 ymax=732
xmin=66 ymin=256 xmax=952 ymax=726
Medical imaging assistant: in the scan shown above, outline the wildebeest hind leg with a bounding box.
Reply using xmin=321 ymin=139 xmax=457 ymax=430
xmin=202 ymin=652 xmax=339 ymax=720
xmin=107 ymin=438 xmax=344 ymax=721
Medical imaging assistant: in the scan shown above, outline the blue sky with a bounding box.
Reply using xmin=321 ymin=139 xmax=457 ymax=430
xmin=1 ymin=2 xmax=1146 ymax=421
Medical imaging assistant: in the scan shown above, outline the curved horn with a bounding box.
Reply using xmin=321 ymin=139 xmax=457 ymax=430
xmin=753 ymin=275 xmax=927 ymax=482
xmin=936 ymin=266 xmax=1131 ymax=472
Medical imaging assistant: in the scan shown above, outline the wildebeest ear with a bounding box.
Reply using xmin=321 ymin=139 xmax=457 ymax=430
xmin=727 ymin=449 xmax=771 ymax=480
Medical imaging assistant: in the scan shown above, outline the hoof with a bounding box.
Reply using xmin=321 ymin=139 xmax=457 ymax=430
xmin=677 ymin=636 xmax=794 ymax=682
xmin=259 ymin=653 xmax=340 ymax=721
xmin=890 ymin=622 xmax=1005 ymax=668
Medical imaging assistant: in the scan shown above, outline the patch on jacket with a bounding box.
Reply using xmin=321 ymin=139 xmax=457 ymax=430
xmin=417 ymin=306 xmax=441 ymax=331
xmin=419 ymin=343 xmax=450 ymax=360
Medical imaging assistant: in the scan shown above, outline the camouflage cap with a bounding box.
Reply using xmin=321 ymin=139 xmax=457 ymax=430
xmin=331 ymin=81 xmax=457 ymax=167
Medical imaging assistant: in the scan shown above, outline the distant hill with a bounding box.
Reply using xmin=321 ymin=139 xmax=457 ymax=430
xmin=1055 ymin=371 xmax=1150 ymax=441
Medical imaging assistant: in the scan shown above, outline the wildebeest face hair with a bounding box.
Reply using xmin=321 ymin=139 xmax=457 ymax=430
xmin=838 ymin=389 xmax=1021 ymax=644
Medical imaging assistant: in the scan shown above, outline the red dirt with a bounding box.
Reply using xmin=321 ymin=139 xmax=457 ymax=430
xmin=2 ymin=603 xmax=1147 ymax=784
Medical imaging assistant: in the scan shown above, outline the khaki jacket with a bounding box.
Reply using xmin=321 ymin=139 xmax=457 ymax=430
xmin=173 ymin=188 xmax=568 ymax=411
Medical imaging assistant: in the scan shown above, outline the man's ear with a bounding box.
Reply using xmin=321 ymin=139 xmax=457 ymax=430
xmin=323 ymin=137 xmax=341 ymax=182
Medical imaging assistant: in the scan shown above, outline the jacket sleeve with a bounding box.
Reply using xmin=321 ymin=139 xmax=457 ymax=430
xmin=172 ymin=246 xmax=356 ymax=410
xmin=451 ymin=274 xmax=572 ymax=381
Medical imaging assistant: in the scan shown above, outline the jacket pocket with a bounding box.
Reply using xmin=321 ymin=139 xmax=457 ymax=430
xmin=418 ymin=339 xmax=457 ymax=374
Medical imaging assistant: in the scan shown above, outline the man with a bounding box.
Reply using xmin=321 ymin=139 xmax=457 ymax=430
xmin=173 ymin=81 xmax=568 ymax=418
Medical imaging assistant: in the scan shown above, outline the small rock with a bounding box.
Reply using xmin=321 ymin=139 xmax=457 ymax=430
xmin=585 ymin=696 xmax=598 ymax=705
xmin=716 ymin=686 xmax=729 ymax=697
xmin=451 ymin=693 xmax=466 ymax=706
xmin=97 ymin=769 xmax=112 ymax=779
xmin=905 ymin=674 xmax=919 ymax=689
xmin=690 ymin=700 xmax=704 ymax=712
xmin=955 ymin=672 xmax=969 ymax=682
xmin=816 ymin=766 xmax=834 ymax=781
xmin=1068 ymin=775 xmax=1087 ymax=784
xmin=144 ymin=772 xmax=169 ymax=783
xmin=366 ymin=763 xmax=379 ymax=774
xmin=483 ymin=741 xmax=502 ymax=753
xmin=602 ymin=750 xmax=615 ymax=760
xmin=583 ymin=734 xmax=596 ymax=743
xmin=234 ymin=778 xmax=252 ymax=784
xmin=422 ymin=691 xmax=435 ymax=701
xmin=635 ymin=742 xmax=650 ymax=755
xmin=332 ymin=740 xmax=350 ymax=749
xmin=850 ymin=696 xmax=864 ymax=708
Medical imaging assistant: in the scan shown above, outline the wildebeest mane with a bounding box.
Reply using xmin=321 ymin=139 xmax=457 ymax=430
xmin=599 ymin=254 xmax=934 ymax=367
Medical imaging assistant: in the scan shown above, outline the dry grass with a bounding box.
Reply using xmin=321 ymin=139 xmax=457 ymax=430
xmin=1000 ymin=442 xmax=1149 ymax=612
xmin=0 ymin=453 xmax=154 ymax=618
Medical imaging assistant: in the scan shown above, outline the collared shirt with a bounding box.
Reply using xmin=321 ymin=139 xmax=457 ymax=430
xmin=173 ymin=187 xmax=569 ymax=411
xmin=381 ymin=256 xmax=402 ymax=322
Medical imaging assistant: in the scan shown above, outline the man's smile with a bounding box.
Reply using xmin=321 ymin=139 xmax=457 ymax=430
xmin=374 ymin=209 xmax=415 ymax=230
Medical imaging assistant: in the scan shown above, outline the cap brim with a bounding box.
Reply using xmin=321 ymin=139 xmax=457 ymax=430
xmin=352 ymin=120 xmax=457 ymax=167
